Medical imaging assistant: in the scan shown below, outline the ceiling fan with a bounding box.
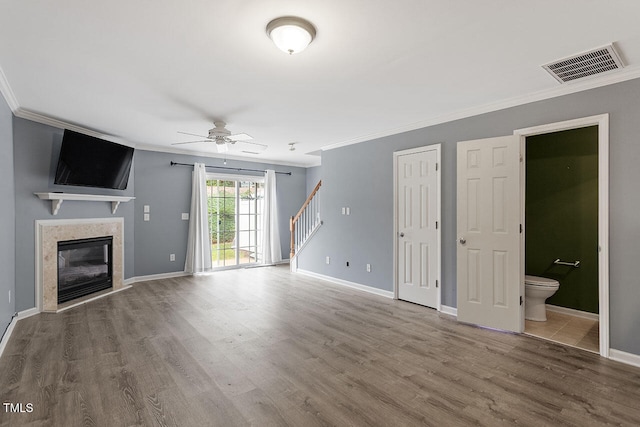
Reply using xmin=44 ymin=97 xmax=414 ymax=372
xmin=172 ymin=121 xmax=266 ymax=153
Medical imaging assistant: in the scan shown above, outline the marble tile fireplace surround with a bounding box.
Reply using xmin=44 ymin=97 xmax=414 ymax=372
xmin=35 ymin=218 xmax=125 ymax=312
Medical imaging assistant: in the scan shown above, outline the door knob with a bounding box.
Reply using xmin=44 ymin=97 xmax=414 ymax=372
xmin=399 ymin=232 xmax=405 ymax=237
xmin=459 ymin=238 xmax=466 ymax=245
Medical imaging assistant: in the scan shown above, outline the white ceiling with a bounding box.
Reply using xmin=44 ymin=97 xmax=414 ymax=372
xmin=2 ymin=1 xmax=640 ymax=167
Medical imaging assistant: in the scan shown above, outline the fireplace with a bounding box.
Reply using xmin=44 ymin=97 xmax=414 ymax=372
xmin=58 ymin=236 xmax=113 ymax=303
xmin=36 ymin=217 xmax=125 ymax=312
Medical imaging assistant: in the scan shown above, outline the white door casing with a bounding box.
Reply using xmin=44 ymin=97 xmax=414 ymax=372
xmin=456 ymin=135 xmax=523 ymax=332
xmin=394 ymin=146 xmax=441 ymax=309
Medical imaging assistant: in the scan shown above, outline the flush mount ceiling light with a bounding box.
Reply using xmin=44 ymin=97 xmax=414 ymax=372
xmin=266 ymin=16 xmax=316 ymax=55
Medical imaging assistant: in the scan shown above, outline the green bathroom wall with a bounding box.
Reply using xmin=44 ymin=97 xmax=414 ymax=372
xmin=525 ymin=126 xmax=599 ymax=314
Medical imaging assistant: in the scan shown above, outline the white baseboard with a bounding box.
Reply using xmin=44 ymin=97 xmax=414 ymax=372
xmin=296 ymin=269 xmax=394 ymax=299
xmin=0 ymin=315 xmax=17 ymax=359
xmin=18 ymin=307 xmax=39 ymax=319
xmin=546 ymin=304 xmax=599 ymax=321
xmin=440 ymin=305 xmax=458 ymax=317
xmin=0 ymin=307 xmax=42 ymax=358
xmin=610 ymin=349 xmax=640 ymax=368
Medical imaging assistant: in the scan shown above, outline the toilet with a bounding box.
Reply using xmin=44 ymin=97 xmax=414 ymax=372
xmin=525 ymin=275 xmax=560 ymax=321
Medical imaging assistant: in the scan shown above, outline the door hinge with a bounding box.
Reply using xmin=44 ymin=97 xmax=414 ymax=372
xmin=520 ymin=296 xmax=523 ymax=306
xmin=436 ymin=221 xmax=439 ymax=229
xmin=435 ymin=163 xmax=439 ymax=171
xmin=520 ymin=224 xmax=523 ymax=233
xmin=519 ymin=155 xmax=523 ymax=162
xmin=436 ymin=280 xmax=439 ymax=288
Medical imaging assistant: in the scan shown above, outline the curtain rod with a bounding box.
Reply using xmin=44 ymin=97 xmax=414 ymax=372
xmin=170 ymin=161 xmax=292 ymax=176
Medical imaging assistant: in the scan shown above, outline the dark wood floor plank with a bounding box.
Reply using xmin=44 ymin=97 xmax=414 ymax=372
xmin=2 ymin=265 xmax=640 ymax=426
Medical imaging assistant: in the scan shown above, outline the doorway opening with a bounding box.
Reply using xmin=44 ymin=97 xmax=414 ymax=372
xmin=206 ymin=176 xmax=264 ymax=269
xmin=515 ymin=114 xmax=609 ymax=357
xmin=523 ymin=126 xmax=599 ymax=352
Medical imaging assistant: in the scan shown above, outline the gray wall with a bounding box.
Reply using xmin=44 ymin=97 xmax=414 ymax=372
xmin=306 ymin=166 xmax=321 ymax=196
xmin=297 ymin=77 xmax=640 ymax=356
xmin=0 ymin=94 xmax=15 ymax=334
xmin=133 ymin=150 xmax=307 ymax=277
xmin=12 ymin=118 xmax=135 ymax=312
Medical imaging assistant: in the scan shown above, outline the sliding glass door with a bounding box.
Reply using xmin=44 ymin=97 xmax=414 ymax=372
xmin=207 ymin=176 xmax=263 ymax=268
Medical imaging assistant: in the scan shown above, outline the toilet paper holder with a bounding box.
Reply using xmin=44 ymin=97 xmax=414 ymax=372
xmin=554 ymin=258 xmax=580 ymax=267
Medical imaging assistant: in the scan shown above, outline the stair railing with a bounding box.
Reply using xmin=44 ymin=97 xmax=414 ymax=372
xmin=290 ymin=180 xmax=322 ymax=259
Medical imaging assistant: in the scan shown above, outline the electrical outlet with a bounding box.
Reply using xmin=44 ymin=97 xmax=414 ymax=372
xmin=341 ymin=207 xmax=346 ymax=215
xmin=346 ymin=207 xmax=351 ymax=215
xmin=326 ymin=256 xmax=330 ymax=265
xmin=170 ymin=254 xmax=176 ymax=261
xmin=181 ymin=213 xmax=189 ymax=220
xmin=366 ymin=264 xmax=371 ymax=272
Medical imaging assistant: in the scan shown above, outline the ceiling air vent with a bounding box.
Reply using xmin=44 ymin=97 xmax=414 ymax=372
xmin=542 ymin=44 xmax=624 ymax=83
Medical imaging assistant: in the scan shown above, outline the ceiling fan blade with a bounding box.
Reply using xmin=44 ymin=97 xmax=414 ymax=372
xmin=171 ymin=140 xmax=211 ymax=145
xmin=228 ymin=133 xmax=253 ymax=141
xmin=177 ymin=131 xmax=208 ymax=138
xmin=235 ymin=140 xmax=267 ymax=151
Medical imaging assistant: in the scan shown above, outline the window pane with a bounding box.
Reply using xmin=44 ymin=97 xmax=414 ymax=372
xmin=207 ymin=178 xmax=261 ymax=269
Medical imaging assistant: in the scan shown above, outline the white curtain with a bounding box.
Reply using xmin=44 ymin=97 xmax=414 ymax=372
xmin=262 ymin=169 xmax=282 ymax=264
xmin=184 ymin=163 xmax=212 ymax=274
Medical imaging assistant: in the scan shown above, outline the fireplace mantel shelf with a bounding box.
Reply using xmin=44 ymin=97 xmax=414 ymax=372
xmin=35 ymin=193 xmax=135 ymax=215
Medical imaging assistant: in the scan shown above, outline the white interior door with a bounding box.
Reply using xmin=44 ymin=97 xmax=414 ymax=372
xmin=396 ymin=147 xmax=440 ymax=308
xmin=456 ymin=135 xmax=523 ymax=332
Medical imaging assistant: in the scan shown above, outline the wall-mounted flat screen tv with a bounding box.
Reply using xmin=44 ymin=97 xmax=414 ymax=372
xmin=54 ymin=130 xmax=134 ymax=190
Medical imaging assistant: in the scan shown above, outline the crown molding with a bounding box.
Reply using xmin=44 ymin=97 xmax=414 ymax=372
xmin=135 ymin=142 xmax=310 ymax=169
xmin=322 ymin=66 xmax=640 ymax=152
xmin=0 ymin=66 xmax=19 ymax=111
xmin=13 ymin=107 xmax=108 ymax=138
xmin=13 ymin=107 xmax=138 ymax=148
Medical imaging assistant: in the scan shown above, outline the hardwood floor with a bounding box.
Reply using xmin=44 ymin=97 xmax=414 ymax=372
xmin=2 ymin=265 xmax=640 ymax=426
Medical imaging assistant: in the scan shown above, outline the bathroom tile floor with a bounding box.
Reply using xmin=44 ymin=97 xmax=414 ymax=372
xmin=525 ymin=309 xmax=599 ymax=353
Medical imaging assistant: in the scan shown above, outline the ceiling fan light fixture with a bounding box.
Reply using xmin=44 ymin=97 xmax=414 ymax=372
xmin=267 ymin=16 xmax=316 ymax=55
xmin=216 ymin=141 xmax=229 ymax=153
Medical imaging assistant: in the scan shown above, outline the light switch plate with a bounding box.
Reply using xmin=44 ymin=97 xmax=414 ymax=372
xmin=144 ymin=205 xmax=150 ymax=213
xmin=181 ymin=213 xmax=189 ymax=220
xmin=143 ymin=213 xmax=150 ymax=221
